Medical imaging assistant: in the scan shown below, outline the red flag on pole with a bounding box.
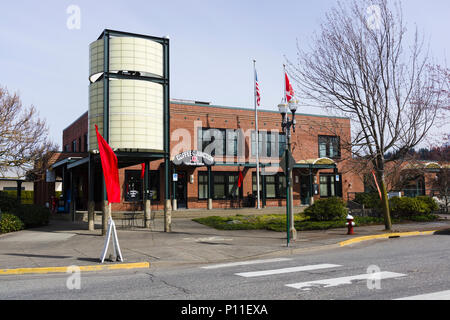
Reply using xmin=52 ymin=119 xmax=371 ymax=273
xmin=95 ymin=124 xmax=121 ymax=203
xmin=285 ymin=72 xmax=295 ymax=102
xmin=238 ymin=170 xmax=244 ymax=188
xmin=140 ymin=163 xmax=145 ymax=179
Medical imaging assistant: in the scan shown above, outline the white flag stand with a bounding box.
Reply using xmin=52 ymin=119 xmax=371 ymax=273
xmin=100 ymin=217 xmax=124 ymax=263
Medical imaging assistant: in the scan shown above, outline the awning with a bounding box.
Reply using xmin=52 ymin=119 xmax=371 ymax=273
xmin=50 ymin=157 xmax=83 ymax=170
xmin=294 ymin=157 xmax=336 ymax=169
xmin=67 ymin=157 xmax=89 ymax=169
xmin=403 ymin=161 xmax=445 ymax=172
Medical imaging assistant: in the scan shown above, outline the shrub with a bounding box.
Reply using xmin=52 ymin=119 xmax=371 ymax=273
xmin=2 ymin=190 xmax=34 ymax=205
xmin=354 ymin=192 xmax=382 ymax=209
xmin=294 ymin=219 xmax=346 ymax=231
xmin=409 ymin=214 xmax=440 ymax=222
xmin=12 ymin=204 xmax=50 ymax=228
xmin=0 ymin=213 xmax=24 ymax=233
xmin=389 ymin=197 xmax=429 ymax=218
xmin=303 ymin=197 xmax=347 ymax=221
xmin=0 ymin=191 xmax=19 ymax=212
xmin=416 ymin=196 xmax=439 ymax=212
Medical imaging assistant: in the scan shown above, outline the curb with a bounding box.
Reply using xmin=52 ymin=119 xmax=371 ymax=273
xmin=338 ymin=230 xmax=436 ymax=247
xmin=0 ymin=261 xmax=150 ymax=276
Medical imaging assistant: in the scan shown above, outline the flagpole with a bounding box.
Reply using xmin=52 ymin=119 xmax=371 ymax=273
xmin=253 ymin=60 xmax=261 ymax=210
xmin=283 ymin=64 xmax=286 ymax=103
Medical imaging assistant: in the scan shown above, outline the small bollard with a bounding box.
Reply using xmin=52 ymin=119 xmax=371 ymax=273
xmin=346 ymin=214 xmax=355 ymax=235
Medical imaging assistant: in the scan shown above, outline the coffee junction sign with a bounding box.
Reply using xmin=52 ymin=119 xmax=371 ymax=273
xmin=172 ymin=150 xmax=215 ymax=166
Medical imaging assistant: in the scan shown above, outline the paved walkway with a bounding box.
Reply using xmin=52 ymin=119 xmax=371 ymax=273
xmin=0 ymin=211 xmax=449 ymax=271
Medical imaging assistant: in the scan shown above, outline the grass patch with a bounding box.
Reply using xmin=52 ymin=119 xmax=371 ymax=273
xmin=193 ymin=213 xmax=440 ymax=232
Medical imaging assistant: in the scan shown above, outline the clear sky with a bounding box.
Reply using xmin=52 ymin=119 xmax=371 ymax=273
xmin=0 ymin=0 xmax=448 ymax=147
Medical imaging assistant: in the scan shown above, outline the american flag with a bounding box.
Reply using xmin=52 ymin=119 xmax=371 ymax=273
xmin=255 ymin=70 xmax=261 ymax=106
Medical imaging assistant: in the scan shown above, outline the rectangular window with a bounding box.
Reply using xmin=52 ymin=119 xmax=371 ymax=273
xmin=278 ymin=175 xmax=287 ymax=198
xmin=252 ymin=172 xmax=287 ymax=199
xmin=318 ymin=136 xmax=340 ymax=159
xmin=124 ymin=170 xmax=142 ymax=202
xmin=252 ymin=174 xmax=262 ymax=194
xmin=124 ymin=170 xmax=160 ymax=202
xmin=199 ymin=171 xmax=242 ymax=200
xmin=213 ymin=174 xmax=226 ymax=199
xmin=266 ymin=175 xmax=276 ymax=198
xmin=198 ymin=173 xmax=208 ymax=200
xmin=228 ymin=175 xmax=239 ymax=198
xmin=320 ymin=175 xmax=336 ymax=198
xmin=251 ymin=131 xmax=285 ymax=158
xmin=148 ymin=171 xmax=160 ymax=201
xmin=199 ymin=128 xmax=224 ymax=156
xmin=72 ymin=140 xmax=77 ymax=152
xmin=84 ymin=133 xmax=88 ymax=152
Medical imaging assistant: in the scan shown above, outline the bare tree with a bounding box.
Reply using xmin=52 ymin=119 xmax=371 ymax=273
xmin=0 ymin=86 xmax=57 ymax=179
xmin=287 ymin=0 xmax=448 ymax=230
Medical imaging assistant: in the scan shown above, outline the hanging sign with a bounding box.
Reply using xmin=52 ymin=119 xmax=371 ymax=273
xmin=173 ymin=150 xmax=215 ymax=166
xmin=46 ymin=169 xmax=56 ymax=182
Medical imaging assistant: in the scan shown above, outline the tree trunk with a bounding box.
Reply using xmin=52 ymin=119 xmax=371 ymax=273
xmin=379 ymin=176 xmax=392 ymax=231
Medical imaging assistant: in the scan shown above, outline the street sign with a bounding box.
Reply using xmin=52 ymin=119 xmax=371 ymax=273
xmin=280 ymin=149 xmax=296 ymax=175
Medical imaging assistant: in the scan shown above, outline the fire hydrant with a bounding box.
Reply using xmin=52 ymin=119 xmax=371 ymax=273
xmin=346 ymin=214 xmax=355 ymax=235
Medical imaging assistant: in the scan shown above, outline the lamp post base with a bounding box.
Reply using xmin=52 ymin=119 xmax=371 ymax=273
xmin=172 ymin=199 xmax=177 ymax=211
xmin=164 ymin=199 xmax=172 ymax=232
xmin=289 ymin=228 xmax=297 ymax=241
xmin=144 ymin=199 xmax=151 ymax=228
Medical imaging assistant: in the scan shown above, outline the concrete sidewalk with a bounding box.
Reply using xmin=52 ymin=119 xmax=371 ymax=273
xmin=0 ymin=213 xmax=449 ymax=273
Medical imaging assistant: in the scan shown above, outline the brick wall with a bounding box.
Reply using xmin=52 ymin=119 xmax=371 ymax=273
xmin=63 ymin=111 xmax=88 ymax=153
xmin=50 ymin=101 xmax=364 ymax=210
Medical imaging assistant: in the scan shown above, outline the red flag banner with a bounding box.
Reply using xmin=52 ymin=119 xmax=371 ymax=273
xmin=140 ymin=163 xmax=145 ymax=179
xmin=285 ymin=72 xmax=294 ymax=102
xmin=238 ymin=170 xmax=244 ymax=188
xmin=95 ymin=124 xmax=121 ymax=203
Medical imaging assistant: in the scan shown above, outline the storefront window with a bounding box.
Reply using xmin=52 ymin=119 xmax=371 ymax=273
xmin=228 ymin=175 xmax=239 ymax=198
xmin=125 ymin=171 xmax=142 ymax=202
xmin=266 ymin=176 xmax=276 ymax=198
xmin=213 ymin=174 xmax=226 ymax=199
xmin=252 ymin=172 xmax=287 ymax=199
xmin=278 ymin=175 xmax=287 ymax=198
xmin=198 ymin=173 xmax=208 ymax=200
xmin=199 ymin=172 xmax=242 ymax=200
xmin=124 ymin=170 xmax=159 ymax=202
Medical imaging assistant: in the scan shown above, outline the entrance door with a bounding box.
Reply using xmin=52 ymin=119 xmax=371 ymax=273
xmin=176 ymin=171 xmax=188 ymax=209
xmin=300 ymin=175 xmax=312 ymax=205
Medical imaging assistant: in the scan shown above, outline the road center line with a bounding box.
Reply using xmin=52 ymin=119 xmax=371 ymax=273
xmin=235 ymin=264 xmax=341 ymax=277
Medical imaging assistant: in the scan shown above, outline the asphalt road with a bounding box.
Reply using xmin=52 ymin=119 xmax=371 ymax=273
xmin=1 ymin=233 xmax=449 ymax=301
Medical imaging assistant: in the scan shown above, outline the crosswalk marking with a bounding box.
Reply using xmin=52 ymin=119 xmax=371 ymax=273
xmin=395 ymin=290 xmax=450 ymax=300
xmin=235 ymin=264 xmax=341 ymax=278
xmin=201 ymin=258 xmax=292 ymax=270
xmin=286 ymin=271 xmax=406 ymax=291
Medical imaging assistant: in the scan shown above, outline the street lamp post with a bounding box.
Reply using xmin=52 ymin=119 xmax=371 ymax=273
xmin=278 ymin=101 xmax=298 ymax=245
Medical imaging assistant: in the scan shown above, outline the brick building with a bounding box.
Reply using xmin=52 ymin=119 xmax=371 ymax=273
xmin=35 ymin=99 xmax=365 ymax=212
